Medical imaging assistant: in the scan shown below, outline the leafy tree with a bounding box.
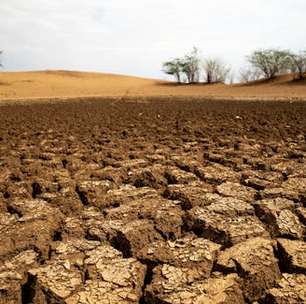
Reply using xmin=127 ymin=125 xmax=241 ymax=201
xmin=247 ymin=49 xmax=291 ymax=80
xmin=162 ymin=58 xmax=182 ymax=83
xmin=203 ymin=58 xmax=231 ymax=84
xmin=288 ymin=50 xmax=306 ymax=80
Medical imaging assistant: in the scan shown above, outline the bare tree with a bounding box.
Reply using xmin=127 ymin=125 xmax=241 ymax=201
xmin=228 ymin=71 xmax=236 ymax=85
xmin=203 ymin=58 xmax=231 ymax=84
xmin=288 ymin=51 xmax=306 ymax=80
xmin=162 ymin=58 xmax=182 ymax=83
xmin=247 ymin=49 xmax=291 ymax=80
xmin=180 ymin=47 xmax=201 ymax=84
xmin=239 ymin=67 xmax=262 ymax=83
xmin=163 ymin=47 xmax=201 ymax=84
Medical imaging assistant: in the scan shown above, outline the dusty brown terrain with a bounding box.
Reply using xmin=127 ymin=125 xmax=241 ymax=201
xmin=0 ymin=97 xmax=306 ymax=303
xmin=1 ymin=70 xmax=306 ymax=102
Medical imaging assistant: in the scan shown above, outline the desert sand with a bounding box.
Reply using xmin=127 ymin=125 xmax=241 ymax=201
xmin=1 ymin=70 xmax=306 ymax=102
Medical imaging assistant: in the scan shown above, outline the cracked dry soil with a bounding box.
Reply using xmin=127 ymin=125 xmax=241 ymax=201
xmin=0 ymin=97 xmax=305 ymax=304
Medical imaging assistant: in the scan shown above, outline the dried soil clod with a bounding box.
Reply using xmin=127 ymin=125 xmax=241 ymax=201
xmin=186 ymin=206 xmax=269 ymax=246
xmin=217 ymin=237 xmax=281 ymax=302
xmin=277 ymin=239 xmax=306 ymax=273
xmin=265 ymin=273 xmax=306 ymax=304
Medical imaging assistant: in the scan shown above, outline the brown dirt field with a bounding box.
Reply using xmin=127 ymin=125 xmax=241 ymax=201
xmin=0 ymin=97 xmax=305 ymax=303
xmin=1 ymin=70 xmax=306 ymax=102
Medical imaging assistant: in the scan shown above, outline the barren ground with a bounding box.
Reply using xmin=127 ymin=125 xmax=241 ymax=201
xmin=1 ymin=70 xmax=306 ymax=102
xmin=0 ymin=97 xmax=305 ymax=303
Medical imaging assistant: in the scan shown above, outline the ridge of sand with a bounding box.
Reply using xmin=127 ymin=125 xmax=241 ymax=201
xmin=1 ymin=70 xmax=306 ymax=102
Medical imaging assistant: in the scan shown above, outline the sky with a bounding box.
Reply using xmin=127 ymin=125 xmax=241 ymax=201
xmin=0 ymin=0 xmax=306 ymax=80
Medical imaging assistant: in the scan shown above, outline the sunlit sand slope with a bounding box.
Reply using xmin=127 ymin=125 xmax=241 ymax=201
xmin=1 ymin=70 xmax=306 ymax=101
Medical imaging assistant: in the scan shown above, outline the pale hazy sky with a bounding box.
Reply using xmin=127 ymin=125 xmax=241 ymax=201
xmin=1 ymin=0 xmax=305 ymax=79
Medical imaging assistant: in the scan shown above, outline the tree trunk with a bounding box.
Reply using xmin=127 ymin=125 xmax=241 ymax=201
xmin=207 ymin=72 xmax=211 ymax=84
xmin=298 ymin=67 xmax=303 ymax=80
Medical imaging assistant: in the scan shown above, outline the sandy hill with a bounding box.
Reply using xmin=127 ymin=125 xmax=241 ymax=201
xmin=1 ymin=70 xmax=306 ymax=102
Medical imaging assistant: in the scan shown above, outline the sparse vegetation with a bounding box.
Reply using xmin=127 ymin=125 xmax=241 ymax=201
xmin=162 ymin=48 xmax=230 ymax=84
xmin=162 ymin=47 xmax=201 ymax=84
xmin=247 ymin=49 xmax=291 ymax=80
xmin=163 ymin=48 xmax=306 ymax=84
xmin=162 ymin=58 xmax=182 ymax=84
xmin=288 ymin=50 xmax=306 ymax=80
xmin=239 ymin=67 xmax=262 ymax=84
xmin=203 ymin=58 xmax=231 ymax=84
xmin=179 ymin=47 xmax=201 ymax=84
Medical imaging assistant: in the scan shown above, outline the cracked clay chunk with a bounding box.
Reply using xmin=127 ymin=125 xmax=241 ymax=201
xmin=125 ymin=165 xmax=168 ymax=188
xmin=216 ymin=181 xmax=257 ymax=202
xmin=205 ymin=196 xmax=255 ymax=217
xmin=66 ymin=245 xmax=146 ymax=304
xmin=139 ymin=235 xmax=221 ymax=278
xmin=105 ymin=197 xmax=183 ymax=239
xmin=83 ymin=246 xmax=146 ymax=297
xmin=196 ymin=163 xmax=240 ymax=184
xmin=296 ymin=207 xmax=306 ymax=225
xmin=66 ymin=280 xmax=142 ymax=304
xmin=186 ymin=206 xmax=269 ymax=246
xmin=25 ymin=244 xmax=146 ymax=304
xmin=165 ymin=167 xmax=198 ymax=184
xmin=217 ymin=237 xmax=281 ymax=302
xmin=0 ymin=202 xmax=63 ymax=259
xmin=260 ymin=187 xmax=301 ymax=202
xmin=97 ymin=185 xmax=159 ymax=209
xmin=76 ymin=180 xmax=115 ymax=208
xmin=145 ymin=273 xmax=244 ymax=304
xmin=277 ymin=239 xmax=306 ymax=273
xmin=0 ymin=250 xmax=38 ymax=304
xmin=164 ymin=183 xmax=217 ymax=210
xmin=28 ymin=263 xmax=83 ymax=302
xmin=104 ymin=219 xmax=163 ymax=258
xmin=283 ymin=177 xmax=306 ymax=194
xmin=265 ymin=273 xmax=306 ymax=304
xmin=253 ymin=198 xmax=304 ymax=239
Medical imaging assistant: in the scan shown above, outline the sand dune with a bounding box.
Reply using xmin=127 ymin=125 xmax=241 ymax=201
xmin=0 ymin=70 xmax=306 ymax=101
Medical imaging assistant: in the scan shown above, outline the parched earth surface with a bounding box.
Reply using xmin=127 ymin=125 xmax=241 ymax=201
xmin=0 ymin=97 xmax=305 ymax=304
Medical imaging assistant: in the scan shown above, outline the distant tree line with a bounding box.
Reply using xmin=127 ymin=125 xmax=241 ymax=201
xmin=163 ymin=48 xmax=306 ymax=84
xmin=0 ymin=51 xmax=2 ymax=67
xmin=163 ymin=47 xmax=230 ymax=84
